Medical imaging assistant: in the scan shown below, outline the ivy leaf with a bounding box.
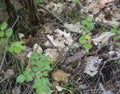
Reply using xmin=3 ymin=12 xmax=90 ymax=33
xmin=0 ymin=22 xmax=7 ymax=31
xmin=6 ymin=28 xmax=13 ymax=37
xmin=16 ymin=74 xmax=25 ymax=83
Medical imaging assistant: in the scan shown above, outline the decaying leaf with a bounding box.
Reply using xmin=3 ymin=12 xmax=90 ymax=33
xmin=98 ymin=0 xmax=116 ymax=6
xmin=55 ymin=86 xmax=72 ymax=93
xmin=54 ymin=29 xmax=73 ymax=46
xmin=47 ymin=34 xmax=65 ymax=48
xmin=46 ymin=2 xmax=63 ymax=14
xmin=52 ymin=70 xmax=70 ymax=81
xmin=44 ymin=40 xmax=53 ymax=47
xmin=12 ymin=86 xmax=21 ymax=94
xmin=10 ymin=0 xmax=22 ymax=10
xmin=0 ymin=1 xmax=8 ymax=22
xmin=64 ymin=22 xmax=83 ymax=33
xmin=99 ymin=83 xmax=114 ymax=94
xmin=103 ymin=18 xmax=120 ymax=26
xmin=44 ymin=48 xmax=59 ymax=62
xmin=47 ymin=29 xmax=73 ymax=49
xmin=26 ymin=52 xmax=33 ymax=58
xmin=5 ymin=69 xmax=14 ymax=78
xmin=84 ymin=56 xmax=102 ymax=77
xmin=18 ymin=33 xmax=24 ymax=39
xmin=64 ymin=50 xmax=86 ymax=65
xmin=92 ymin=32 xmax=115 ymax=49
xmin=55 ymin=86 xmax=63 ymax=92
xmin=33 ymin=43 xmax=43 ymax=53
xmin=26 ymin=44 xmax=43 ymax=58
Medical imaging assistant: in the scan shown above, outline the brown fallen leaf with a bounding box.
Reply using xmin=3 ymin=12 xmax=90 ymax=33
xmin=63 ymin=50 xmax=86 ymax=65
xmin=45 ymin=48 xmax=59 ymax=62
xmin=98 ymin=0 xmax=115 ymax=6
xmin=52 ymin=70 xmax=70 ymax=82
xmin=5 ymin=69 xmax=15 ymax=78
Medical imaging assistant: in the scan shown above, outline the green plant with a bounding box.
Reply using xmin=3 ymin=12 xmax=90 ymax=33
xmin=0 ymin=22 xmax=25 ymax=53
xmin=9 ymin=41 xmax=25 ymax=53
xmin=17 ymin=53 xmax=52 ymax=94
xmin=79 ymin=33 xmax=92 ymax=50
xmin=72 ymin=0 xmax=79 ymax=3
xmin=79 ymin=15 xmax=94 ymax=50
xmin=118 ymin=60 xmax=120 ymax=64
xmin=0 ymin=22 xmax=13 ymax=43
xmin=110 ymin=24 xmax=120 ymax=46
xmin=81 ymin=15 xmax=94 ymax=31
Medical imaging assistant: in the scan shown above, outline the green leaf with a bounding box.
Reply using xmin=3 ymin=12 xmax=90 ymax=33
xmin=84 ymin=44 xmax=92 ymax=49
xmin=5 ymin=28 xmax=13 ymax=37
xmin=79 ymin=36 xmax=87 ymax=44
xmin=42 ymin=71 xmax=48 ymax=77
xmin=31 ymin=53 xmax=39 ymax=60
xmin=11 ymin=41 xmax=24 ymax=46
xmin=29 ymin=60 xmax=36 ymax=65
xmin=118 ymin=60 xmax=120 ymax=64
xmin=115 ymin=36 xmax=120 ymax=40
xmin=1 ymin=38 xmax=7 ymax=42
xmin=42 ymin=78 xmax=50 ymax=92
xmin=85 ymin=34 xmax=91 ymax=39
xmin=32 ymin=66 xmax=39 ymax=72
xmin=117 ymin=30 xmax=120 ymax=34
xmin=72 ymin=0 xmax=79 ymax=3
xmin=81 ymin=20 xmax=87 ymax=25
xmin=116 ymin=43 xmax=120 ymax=46
xmin=9 ymin=41 xmax=25 ymax=53
xmin=1 ymin=22 xmax=7 ymax=31
xmin=87 ymin=15 xmax=93 ymax=21
xmin=23 ymin=70 xmax=35 ymax=82
xmin=0 ymin=31 xmax=4 ymax=37
xmin=45 ymin=65 xmax=52 ymax=71
xmin=112 ymin=24 xmax=117 ymax=29
xmin=32 ymin=78 xmax=42 ymax=88
xmin=111 ymin=29 xmax=116 ymax=33
xmin=16 ymin=74 xmax=25 ymax=83
xmin=87 ymin=23 xmax=94 ymax=30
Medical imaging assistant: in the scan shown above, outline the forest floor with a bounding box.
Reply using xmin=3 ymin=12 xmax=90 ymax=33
xmin=0 ymin=0 xmax=120 ymax=94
